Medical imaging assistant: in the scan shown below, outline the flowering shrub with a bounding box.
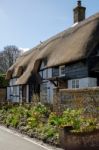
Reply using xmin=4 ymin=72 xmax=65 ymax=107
xmin=48 ymin=108 xmax=98 ymax=132
xmin=0 ymin=104 xmax=98 ymax=146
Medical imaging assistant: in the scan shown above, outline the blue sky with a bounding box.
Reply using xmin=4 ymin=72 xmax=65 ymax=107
xmin=0 ymin=0 xmax=99 ymax=51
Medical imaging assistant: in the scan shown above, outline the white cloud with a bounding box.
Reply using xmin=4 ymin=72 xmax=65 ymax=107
xmin=19 ymin=48 xmax=29 ymax=54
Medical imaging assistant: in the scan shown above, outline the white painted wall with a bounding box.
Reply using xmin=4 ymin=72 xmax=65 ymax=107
xmin=12 ymin=86 xmax=20 ymax=102
xmin=40 ymin=62 xmax=45 ymax=69
xmin=7 ymin=78 xmax=21 ymax=103
xmin=47 ymin=81 xmax=54 ymax=103
xmin=19 ymin=86 xmax=22 ymax=103
xmin=68 ymin=77 xmax=97 ymax=89
xmin=7 ymin=87 xmax=10 ymax=100
xmin=9 ymin=78 xmax=17 ymax=86
xmin=43 ymin=70 xmax=47 ymax=79
xmin=41 ymin=81 xmax=54 ymax=104
xmin=88 ymin=78 xmax=97 ymax=87
xmin=40 ymin=68 xmax=52 ymax=79
xmin=47 ymin=68 xmax=52 ymax=78
xmin=39 ymin=71 xmax=43 ymax=78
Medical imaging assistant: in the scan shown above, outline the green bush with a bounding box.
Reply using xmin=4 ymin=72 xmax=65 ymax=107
xmin=5 ymin=114 xmax=20 ymax=128
xmin=32 ymin=103 xmax=48 ymax=115
xmin=48 ymin=112 xmax=61 ymax=126
xmin=61 ymin=109 xmax=83 ymax=129
xmin=0 ymin=104 xmax=98 ymax=146
xmin=27 ymin=117 xmax=38 ymax=128
xmin=48 ymin=108 xmax=98 ymax=132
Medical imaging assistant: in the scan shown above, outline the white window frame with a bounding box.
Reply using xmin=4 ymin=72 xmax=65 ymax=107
xmin=72 ymin=79 xmax=79 ymax=88
xmin=59 ymin=65 xmax=65 ymax=76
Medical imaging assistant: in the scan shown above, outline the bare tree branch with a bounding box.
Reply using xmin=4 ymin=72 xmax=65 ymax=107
xmin=0 ymin=45 xmax=21 ymax=73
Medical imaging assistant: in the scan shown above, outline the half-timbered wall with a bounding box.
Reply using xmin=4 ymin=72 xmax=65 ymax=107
xmin=51 ymin=62 xmax=88 ymax=79
xmin=40 ymin=81 xmax=54 ymax=104
xmin=65 ymin=62 xmax=88 ymax=79
xmin=7 ymin=78 xmax=22 ymax=103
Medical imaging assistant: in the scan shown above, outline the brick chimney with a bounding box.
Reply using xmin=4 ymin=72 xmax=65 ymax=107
xmin=73 ymin=1 xmax=86 ymax=23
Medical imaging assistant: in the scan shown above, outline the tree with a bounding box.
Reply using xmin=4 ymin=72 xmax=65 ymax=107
xmin=0 ymin=74 xmax=8 ymax=88
xmin=0 ymin=45 xmax=21 ymax=73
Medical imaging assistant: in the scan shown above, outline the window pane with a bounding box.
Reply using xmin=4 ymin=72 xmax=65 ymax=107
xmin=60 ymin=66 xmax=65 ymax=75
xmin=76 ymin=80 xmax=79 ymax=88
xmin=72 ymin=80 xmax=75 ymax=88
xmin=52 ymin=67 xmax=59 ymax=77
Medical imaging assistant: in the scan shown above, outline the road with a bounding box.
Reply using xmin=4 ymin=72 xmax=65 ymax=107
xmin=0 ymin=126 xmax=61 ymax=150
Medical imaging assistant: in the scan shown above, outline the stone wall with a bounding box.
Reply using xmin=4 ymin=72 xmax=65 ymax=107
xmin=59 ymin=127 xmax=99 ymax=150
xmin=53 ymin=87 xmax=99 ymax=117
xmin=0 ymin=88 xmax=6 ymax=103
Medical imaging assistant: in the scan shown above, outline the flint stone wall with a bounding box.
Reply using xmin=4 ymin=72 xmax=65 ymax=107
xmin=53 ymin=87 xmax=99 ymax=118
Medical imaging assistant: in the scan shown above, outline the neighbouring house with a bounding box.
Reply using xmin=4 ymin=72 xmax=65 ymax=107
xmin=6 ymin=1 xmax=99 ymax=104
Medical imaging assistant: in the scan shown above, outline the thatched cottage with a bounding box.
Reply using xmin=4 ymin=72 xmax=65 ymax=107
xmin=6 ymin=1 xmax=99 ymax=103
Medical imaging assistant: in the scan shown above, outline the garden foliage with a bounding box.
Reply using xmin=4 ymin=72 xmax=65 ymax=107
xmin=0 ymin=103 xmax=98 ymax=145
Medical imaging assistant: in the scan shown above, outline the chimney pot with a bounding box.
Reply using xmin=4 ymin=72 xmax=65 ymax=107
xmin=73 ymin=1 xmax=86 ymax=23
xmin=78 ymin=1 xmax=81 ymax=7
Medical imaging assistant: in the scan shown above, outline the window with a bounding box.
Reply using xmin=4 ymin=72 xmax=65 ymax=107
xmin=60 ymin=66 xmax=65 ymax=76
xmin=72 ymin=79 xmax=79 ymax=88
xmin=52 ymin=66 xmax=59 ymax=77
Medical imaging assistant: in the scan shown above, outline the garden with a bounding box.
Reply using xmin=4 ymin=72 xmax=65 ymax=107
xmin=0 ymin=103 xmax=99 ymax=148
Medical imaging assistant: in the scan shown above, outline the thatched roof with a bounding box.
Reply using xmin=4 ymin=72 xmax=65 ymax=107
xmin=6 ymin=12 xmax=99 ymax=85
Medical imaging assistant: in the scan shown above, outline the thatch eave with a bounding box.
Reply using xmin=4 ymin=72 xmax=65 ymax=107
xmin=6 ymin=12 xmax=99 ymax=85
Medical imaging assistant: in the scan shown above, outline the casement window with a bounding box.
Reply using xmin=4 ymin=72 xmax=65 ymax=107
xmin=60 ymin=65 xmax=65 ymax=76
xmin=52 ymin=66 xmax=59 ymax=77
xmin=72 ymin=79 xmax=79 ymax=88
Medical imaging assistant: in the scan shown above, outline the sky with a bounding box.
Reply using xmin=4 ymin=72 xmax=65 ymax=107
xmin=0 ymin=0 xmax=99 ymax=51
